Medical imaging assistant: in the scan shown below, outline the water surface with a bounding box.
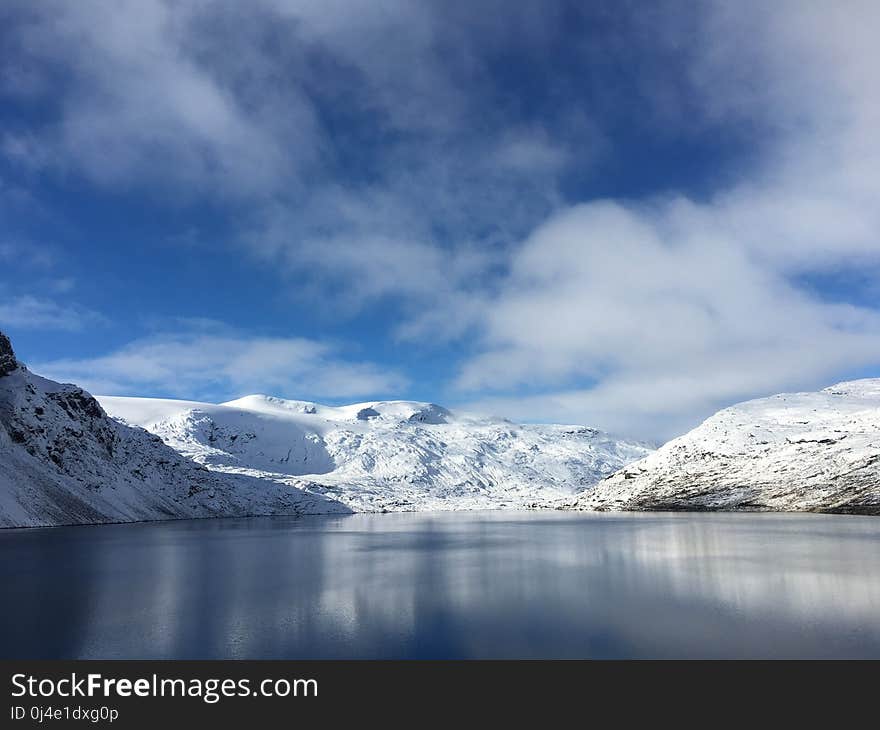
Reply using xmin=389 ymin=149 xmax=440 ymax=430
xmin=2 ymin=511 xmax=879 ymax=658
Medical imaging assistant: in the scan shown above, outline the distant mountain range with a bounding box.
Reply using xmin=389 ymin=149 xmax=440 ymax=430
xmin=0 ymin=330 xmax=648 ymax=526
xmin=1 ymin=328 xmax=877 ymax=527
xmin=97 ymin=392 xmax=650 ymax=514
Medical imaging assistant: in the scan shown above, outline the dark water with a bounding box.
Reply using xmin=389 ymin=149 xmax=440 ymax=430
xmin=2 ymin=511 xmax=879 ymax=659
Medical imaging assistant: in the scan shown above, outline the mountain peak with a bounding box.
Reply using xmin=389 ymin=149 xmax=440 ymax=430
xmin=0 ymin=330 xmax=18 ymax=376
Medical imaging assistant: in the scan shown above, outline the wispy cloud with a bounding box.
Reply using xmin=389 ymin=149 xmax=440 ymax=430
xmin=1 ymin=0 xmax=319 ymax=197
xmin=0 ymin=295 xmax=106 ymax=332
xmin=0 ymin=241 xmax=56 ymax=269
xmin=34 ymin=331 xmax=407 ymax=402
xmin=0 ymin=0 xmax=585 ymax=279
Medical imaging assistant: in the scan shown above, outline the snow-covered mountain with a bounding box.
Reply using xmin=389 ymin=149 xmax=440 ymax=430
xmin=0 ymin=331 xmax=348 ymax=527
xmin=98 ymin=393 xmax=652 ymax=513
xmin=0 ymin=329 xmax=651 ymax=526
xmin=5 ymin=322 xmax=878 ymax=523
xmin=575 ymin=379 xmax=880 ymax=515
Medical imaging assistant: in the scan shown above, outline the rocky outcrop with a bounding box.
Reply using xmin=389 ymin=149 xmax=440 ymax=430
xmin=0 ymin=331 xmax=17 ymax=377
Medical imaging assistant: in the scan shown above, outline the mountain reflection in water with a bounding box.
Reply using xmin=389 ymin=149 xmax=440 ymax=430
xmin=2 ymin=511 xmax=878 ymax=658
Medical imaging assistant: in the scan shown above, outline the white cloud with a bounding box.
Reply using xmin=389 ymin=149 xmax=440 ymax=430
xmin=453 ymin=200 xmax=880 ymax=439
xmin=244 ymin=184 xmax=517 ymax=321
xmin=0 ymin=295 xmax=106 ymax=331
xmin=3 ymin=1 xmax=565 ymax=198
xmin=2 ymin=0 xmax=319 ymax=196
xmin=452 ymin=1 xmax=880 ymax=439
xmin=34 ymin=332 xmax=406 ymax=401
xmin=1 ymin=0 xmax=583 ymax=278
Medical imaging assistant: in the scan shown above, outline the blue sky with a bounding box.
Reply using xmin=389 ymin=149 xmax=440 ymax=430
xmin=1 ymin=1 xmax=879 ymax=440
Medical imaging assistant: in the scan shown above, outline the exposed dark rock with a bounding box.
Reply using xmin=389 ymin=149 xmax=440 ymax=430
xmin=0 ymin=330 xmax=17 ymax=376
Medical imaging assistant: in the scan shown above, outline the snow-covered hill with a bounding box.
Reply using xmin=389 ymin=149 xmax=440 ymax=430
xmin=575 ymin=379 xmax=880 ymax=515
xmin=0 ymin=331 xmax=348 ymax=527
xmin=98 ymin=393 xmax=652 ymax=513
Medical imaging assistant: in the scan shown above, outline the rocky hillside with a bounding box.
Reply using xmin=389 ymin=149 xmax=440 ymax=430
xmin=575 ymin=379 xmax=880 ymax=515
xmin=0 ymin=331 xmax=347 ymax=527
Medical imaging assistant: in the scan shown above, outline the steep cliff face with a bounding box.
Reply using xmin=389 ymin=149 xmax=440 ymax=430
xmin=575 ymin=380 xmax=880 ymax=515
xmin=0 ymin=331 xmax=348 ymax=527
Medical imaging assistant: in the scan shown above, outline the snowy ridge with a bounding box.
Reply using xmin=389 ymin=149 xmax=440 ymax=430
xmin=98 ymin=394 xmax=652 ymax=513
xmin=575 ymin=379 xmax=880 ymax=515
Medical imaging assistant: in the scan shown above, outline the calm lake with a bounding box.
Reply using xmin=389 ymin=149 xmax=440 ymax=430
xmin=2 ymin=511 xmax=879 ymax=659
